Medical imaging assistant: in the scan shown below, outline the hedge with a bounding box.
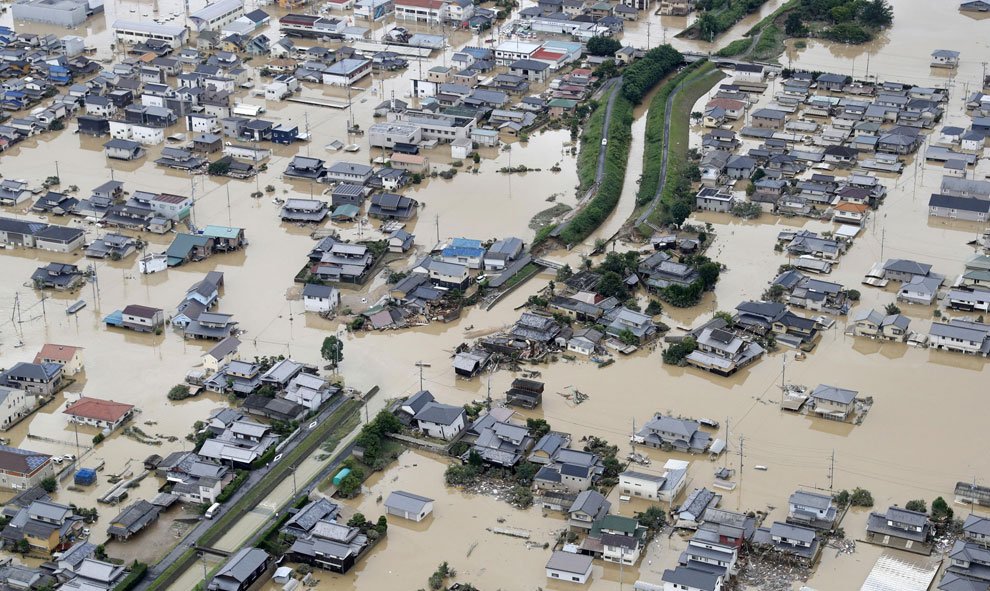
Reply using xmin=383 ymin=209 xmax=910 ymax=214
xmin=636 ymin=61 xmax=710 ymax=205
xmin=620 ymin=45 xmax=684 ymax=104
xmin=559 ymin=94 xmax=634 ymax=244
xmin=113 ymin=562 xmax=148 ymax=591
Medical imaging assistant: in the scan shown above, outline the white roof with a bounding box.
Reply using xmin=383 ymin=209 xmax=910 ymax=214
xmin=113 ymin=20 xmax=187 ymax=36
xmin=191 ymin=0 xmax=243 ymax=22
xmin=859 ymin=554 xmax=939 ymax=591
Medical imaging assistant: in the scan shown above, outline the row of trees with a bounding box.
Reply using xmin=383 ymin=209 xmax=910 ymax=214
xmin=621 ymin=45 xmax=684 ymax=104
xmin=785 ymin=0 xmax=893 ymax=43
xmin=693 ymin=0 xmax=769 ymax=40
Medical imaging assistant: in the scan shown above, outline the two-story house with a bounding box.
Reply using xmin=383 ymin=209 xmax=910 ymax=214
xmin=865 ymin=506 xmax=933 ymax=555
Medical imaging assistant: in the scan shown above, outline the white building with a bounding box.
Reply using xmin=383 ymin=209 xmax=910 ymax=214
xmin=322 ymin=58 xmax=372 ymax=86
xmin=113 ymin=20 xmax=190 ymax=49
xmin=619 ymin=470 xmax=666 ymax=501
xmin=413 ymin=401 xmax=466 ymax=440
xmin=302 ymin=283 xmax=340 ymax=313
xmin=384 ymin=490 xmax=435 ymax=521
xmin=189 ymin=0 xmax=244 ymax=32
xmin=546 ymin=551 xmax=594 ymax=584
xmin=494 ymin=40 xmax=541 ymax=66
xmin=0 ymin=387 xmax=37 ymax=431
xmin=139 ymin=253 xmax=168 ymax=274
xmin=394 ymin=0 xmax=446 ymax=23
xmin=202 ymin=337 xmax=241 ymax=373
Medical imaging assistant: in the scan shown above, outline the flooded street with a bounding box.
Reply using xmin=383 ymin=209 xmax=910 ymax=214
xmin=0 ymin=0 xmax=986 ymax=588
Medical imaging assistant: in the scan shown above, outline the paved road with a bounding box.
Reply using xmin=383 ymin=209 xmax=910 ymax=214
xmin=636 ymin=69 xmax=723 ymax=227
xmin=551 ymin=77 xmax=621 ymax=239
xmin=595 ymin=77 xmax=622 ymax=185
xmin=135 ymin=396 xmax=353 ymax=590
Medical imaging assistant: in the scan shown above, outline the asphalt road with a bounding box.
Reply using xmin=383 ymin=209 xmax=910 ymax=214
xmin=636 ymin=68 xmax=723 ymax=227
xmin=135 ymin=396 xmax=354 ymax=590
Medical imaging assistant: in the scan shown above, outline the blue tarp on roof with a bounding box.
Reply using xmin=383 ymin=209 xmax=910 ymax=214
xmin=103 ymin=310 xmax=123 ymax=326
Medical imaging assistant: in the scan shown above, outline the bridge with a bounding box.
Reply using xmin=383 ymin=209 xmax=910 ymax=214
xmin=533 ymin=258 xmax=565 ymax=270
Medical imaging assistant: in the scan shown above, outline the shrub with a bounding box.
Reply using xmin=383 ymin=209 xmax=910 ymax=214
xmin=905 ymin=499 xmax=926 ymax=513
xmin=662 ymin=337 xmax=697 ymax=365
xmin=40 ymin=477 xmax=57 ymax=493
xmin=167 ymin=384 xmax=192 ymax=401
xmin=850 ymin=487 xmax=874 ymax=507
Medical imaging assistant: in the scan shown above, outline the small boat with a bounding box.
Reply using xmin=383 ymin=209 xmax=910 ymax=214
xmin=794 ymin=352 xmax=807 ymax=361
xmin=343 ymin=144 xmax=360 ymax=152
xmin=67 ymin=300 xmax=86 ymax=315
xmin=698 ymin=418 xmax=719 ymax=429
xmin=755 ymin=465 xmax=768 ymax=471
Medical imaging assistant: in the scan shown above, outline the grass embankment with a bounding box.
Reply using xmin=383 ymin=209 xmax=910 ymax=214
xmin=576 ymin=98 xmax=608 ymax=191
xmin=636 ymin=61 xmax=712 ymax=206
xmin=559 ymin=95 xmax=634 ymax=245
xmin=715 ymin=0 xmax=890 ymax=59
xmin=144 ymin=399 xmax=363 ymax=591
xmin=680 ymin=0 xmax=771 ymax=41
xmin=716 ymin=0 xmax=798 ymax=58
xmin=645 ymin=67 xmax=726 ymax=230
xmin=559 ymin=46 xmax=684 ymax=246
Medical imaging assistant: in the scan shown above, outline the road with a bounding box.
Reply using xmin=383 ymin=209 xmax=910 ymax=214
xmin=636 ymin=69 xmax=722 ymax=227
xmin=595 ymin=77 xmax=622 ymax=185
xmin=551 ymin=77 xmax=621 ymax=239
xmin=134 ymin=395 xmax=355 ymax=590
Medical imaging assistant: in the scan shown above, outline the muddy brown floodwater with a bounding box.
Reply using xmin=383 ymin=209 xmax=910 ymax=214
xmin=0 ymin=0 xmax=987 ymax=589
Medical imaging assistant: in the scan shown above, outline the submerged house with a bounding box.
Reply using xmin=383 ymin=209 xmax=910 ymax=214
xmin=634 ymin=413 xmax=711 ymax=453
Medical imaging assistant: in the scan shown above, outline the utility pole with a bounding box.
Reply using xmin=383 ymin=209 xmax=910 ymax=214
xmin=880 ymin=228 xmax=885 ymax=261
xmin=828 ymin=450 xmax=835 ymax=492
xmin=486 ymin=373 xmax=492 ymax=410
xmin=646 ymin=21 xmax=651 ymax=51
xmin=414 ymin=361 xmax=430 ymax=391
xmin=435 ymin=214 xmax=440 ymax=244
xmin=226 ymin=185 xmax=232 ymax=226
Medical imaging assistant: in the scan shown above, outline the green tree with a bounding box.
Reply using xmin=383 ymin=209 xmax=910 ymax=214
xmin=40 ymin=477 xmax=57 ymax=493
xmin=850 ymin=487 xmax=874 ymax=507
xmin=597 ymin=271 xmax=628 ymax=299
xmin=514 ymin=461 xmax=539 ymax=485
xmin=859 ymin=0 xmax=893 ymax=27
xmin=594 ymin=58 xmax=619 ymax=80
xmin=670 ymin=201 xmax=692 ymax=226
xmin=167 ymin=384 xmax=191 ymax=401
xmin=526 ymin=418 xmax=551 ymax=439
xmin=467 ymin=449 xmax=483 ymax=468
xmin=645 ymin=300 xmax=663 ymax=316
xmin=348 ymin=513 xmax=368 ymax=528
xmin=932 ymin=496 xmax=953 ymax=522
xmin=321 ymin=335 xmax=344 ymax=367
xmin=376 ymin=515 xmax=388 ymax=535
xmin=697 ymin=262 xmax=721 ymax=289
xmin=846 ymin=289 xmax=861 ymax=301
xmin=556 ymin=264 xmax=574 ymax=282
xmin=834 ymin=489 xmax=851 ymax=506
xmin=784 ymin=11 xmax=807 ymax=36
xmin=586 ymin=35 xmax=622 ymax=56
xmin=618 ymin=328 xmax=639 ymax=346
xmin=207 ymin=160 xmax=231 ymax=176
xmin=636 ymin=505 xmax=667 ymax=530
xmin=15 ymin=539 xmax=30 ymax=554
xmin=905 ymin=499 xmax=926 ymax=513
xmin=662 ymin=337 xmax=697 ymax=365
xmin=884 ymin=303 xmax=901 ymax=315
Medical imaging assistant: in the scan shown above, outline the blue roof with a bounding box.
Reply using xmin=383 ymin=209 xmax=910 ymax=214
xmin=450 ymin=237 xmax=482 ymax=248
xmin=442 ymin=246 xmax=485 ymax=258
xmin=104 ymin=310 xmax=123 ymax=326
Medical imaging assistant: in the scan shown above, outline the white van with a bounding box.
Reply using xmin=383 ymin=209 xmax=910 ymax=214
xmin=205 ymin=502 xmax=221 ymax=519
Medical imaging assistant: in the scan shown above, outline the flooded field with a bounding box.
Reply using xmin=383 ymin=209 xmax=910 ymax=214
xmin=0 ymin=0 xmax=986 ymax=588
